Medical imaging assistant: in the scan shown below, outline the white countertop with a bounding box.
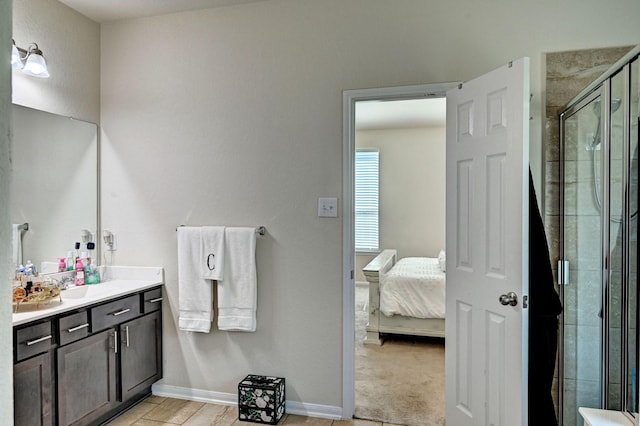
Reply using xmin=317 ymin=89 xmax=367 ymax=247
xmin=579 ymin=407 xmax=635 ymax=426
xmin=13 ymin=266 xmax=164 ymax=326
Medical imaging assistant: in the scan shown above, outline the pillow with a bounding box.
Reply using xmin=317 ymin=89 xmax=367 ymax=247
xmin=438 ymin=249 xmax=446 ymax=272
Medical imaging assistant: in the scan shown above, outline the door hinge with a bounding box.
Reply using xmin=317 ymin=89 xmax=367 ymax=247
xmin=558 ymin=259 xmax=570 ymax=285
xmin=523 ymin=295 xmax=528 ymax=309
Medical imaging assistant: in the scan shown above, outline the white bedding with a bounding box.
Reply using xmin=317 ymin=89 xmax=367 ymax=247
xmin=379 ymin=257 xmax=446 ymax=319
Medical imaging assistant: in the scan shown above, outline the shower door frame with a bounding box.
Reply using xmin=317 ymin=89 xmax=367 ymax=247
xmin=559 ymin=87 xmax=607 ymax=426
xmin=558 ymin=45 xmax=640 ymax=425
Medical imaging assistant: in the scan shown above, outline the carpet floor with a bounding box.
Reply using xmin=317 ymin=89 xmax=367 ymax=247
xmin=354 ymin=285 xmax=446 ymax=426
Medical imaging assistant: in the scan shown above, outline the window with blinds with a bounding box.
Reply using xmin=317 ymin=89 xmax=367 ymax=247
xmin=355 ymin=149 xmax=379 ymax=252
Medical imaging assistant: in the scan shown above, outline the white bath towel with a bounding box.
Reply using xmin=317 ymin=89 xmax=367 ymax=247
xmin=12 ymin=224 xmax=22 ymax=269
xmin=217 ymin=227 xmax=257 ymax=332
xmin=178 ymin=226 xmax=213 ymax=333
xmin=201 ymin=226 xmax=225 ymax=280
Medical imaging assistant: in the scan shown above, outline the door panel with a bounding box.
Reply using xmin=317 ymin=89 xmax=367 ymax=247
xmin=445 ymin=58 xmax=530 ymax=426
xmin=120 ymin=311 xmax=163 ymax=402
xmin=57 ymin=329 xmax=117 ymax=426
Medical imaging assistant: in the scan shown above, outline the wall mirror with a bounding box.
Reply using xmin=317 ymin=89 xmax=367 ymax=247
xmin=11 ymin=104 xmax=98 ymax=274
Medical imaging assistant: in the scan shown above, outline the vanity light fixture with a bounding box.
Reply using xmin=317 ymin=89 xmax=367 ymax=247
xmin=11 ymin=40 xmax=22 ymax=70
xmin=11 ymin=40 xmax=50 ymax=78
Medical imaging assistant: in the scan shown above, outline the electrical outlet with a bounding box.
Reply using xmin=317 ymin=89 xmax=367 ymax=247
xmin=318 ymin=197 xmax=338 ymax=217
xmin=103 ymin=231 xmax=117 ymax=251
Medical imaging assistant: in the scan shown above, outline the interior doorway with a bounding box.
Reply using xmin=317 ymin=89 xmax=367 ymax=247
xmin=342 ymin=83 xmax=457 ymax=423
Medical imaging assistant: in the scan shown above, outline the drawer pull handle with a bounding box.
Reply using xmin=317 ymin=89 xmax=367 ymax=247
xmin=148 ymin=298 xmax=163 ymax=303
xmin=111 ymin=308 xmax=131 ymax=316
xmin=67 ymin=323 xmax=89 ymax=333
xmin=26 ymin=335 xmax=52 ymax=346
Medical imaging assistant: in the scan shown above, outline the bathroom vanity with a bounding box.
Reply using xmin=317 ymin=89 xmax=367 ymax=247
xmin=13 ymin=267 xmax=163 ymax=426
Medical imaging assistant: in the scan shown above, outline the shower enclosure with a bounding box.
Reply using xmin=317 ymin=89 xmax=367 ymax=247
xmin=559 ymin=46 xmax=639 ymax=425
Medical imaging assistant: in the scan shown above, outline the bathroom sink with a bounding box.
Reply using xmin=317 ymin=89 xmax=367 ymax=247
xmin=62 ymin=285 xmax=89 ymax=299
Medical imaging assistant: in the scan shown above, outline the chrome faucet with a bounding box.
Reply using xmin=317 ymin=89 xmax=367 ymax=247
xmin=57 ymin=276 xmax=74 ymax=290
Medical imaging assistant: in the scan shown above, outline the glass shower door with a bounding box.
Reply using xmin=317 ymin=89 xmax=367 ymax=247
xmin=561 ymin=92 xmax=604 ymax=426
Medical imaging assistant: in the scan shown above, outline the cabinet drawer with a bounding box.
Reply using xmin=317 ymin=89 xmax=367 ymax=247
xmin=91 ymin=295 xmax=140 ymax=332
xmin=59 ymin=311 xmax=90 ymax=346
xmin=15 ymin=320 xmax=54 ymax=362
xmin=142 ymin=288 xmax=163 ymax=313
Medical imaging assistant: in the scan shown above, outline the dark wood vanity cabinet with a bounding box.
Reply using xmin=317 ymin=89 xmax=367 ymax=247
xmin=57 ymin=329 xmax=118 ymax=425
xmin=14 ymin=352 xmax=54 ymax=426
xmin=13 ymin=286 xmax=163 ymax=426
xmin=120 ymin=310 xmax=162 ymax=402
xmin=14 ymin=319 xmax=55 ymax=426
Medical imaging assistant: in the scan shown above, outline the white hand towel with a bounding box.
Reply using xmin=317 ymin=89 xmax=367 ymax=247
xmin=178 ymin=227 xmax=213 ymax=333
xmin=201 ymin=226 xmax=225 ymax=280
xmin=217 ymin=227 xmax=257 ymax=332
xmin=12 ymin=224 xmax=22 ymax=268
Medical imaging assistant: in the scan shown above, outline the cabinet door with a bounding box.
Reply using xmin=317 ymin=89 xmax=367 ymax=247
xmin=57 ymin=329 xmax=117 ymax=426
xmin=120 ymin=311 xmax=162 ymax=402
xmin=14 ymin=352 xmax=53 ymax=426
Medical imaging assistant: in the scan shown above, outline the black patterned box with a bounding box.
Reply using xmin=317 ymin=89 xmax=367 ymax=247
xmin=238 ymin=375 xmax=285 ymax=424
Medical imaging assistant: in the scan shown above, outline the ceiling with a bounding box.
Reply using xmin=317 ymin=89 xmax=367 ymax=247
xmin=58 ymin=0 xmax=269 ymax=23
xmin=355 ymin=98 xmax=446 ymax=131
xmin=56 ymin=1 xmax=446 ymax=130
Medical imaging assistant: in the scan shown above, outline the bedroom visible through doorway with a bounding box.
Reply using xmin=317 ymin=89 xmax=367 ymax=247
xmin=350 ymin=93 xmax=449 ymax=425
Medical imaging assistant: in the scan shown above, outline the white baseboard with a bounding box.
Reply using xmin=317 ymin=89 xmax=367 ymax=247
xmin=151 ymin=383 xmax=344 ymax=420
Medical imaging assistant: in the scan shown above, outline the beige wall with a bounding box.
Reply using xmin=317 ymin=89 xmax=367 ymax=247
xmin=99 ymin=0 xmax=640 ymax=411
xmin=9 ymin=0 xmax=99 ymax=421
xmin=6 ymin=0 xmax=640 ymax=416
xmin=12 ymin=0 xmax=100 ymax=122
xmin=355 ymin=127 xmax=445 ymax=282
xmin=98 ymin=0 xmax=640 ymax=410
xmin=1 ymin=0 xmax=13 ymax=420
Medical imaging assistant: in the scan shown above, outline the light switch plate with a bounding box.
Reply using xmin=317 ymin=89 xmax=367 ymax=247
xmin=318 ymin=197 xmax=338 ymax=217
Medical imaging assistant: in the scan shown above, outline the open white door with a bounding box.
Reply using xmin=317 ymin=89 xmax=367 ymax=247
xmin=445 ymin=58 xmax=530 ymax=426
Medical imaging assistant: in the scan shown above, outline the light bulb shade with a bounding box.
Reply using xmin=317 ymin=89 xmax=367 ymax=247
xmin=22 ymin=52 xmax=49 ymax=78
xmin=11 ymin=43 xmax=23 ymax=70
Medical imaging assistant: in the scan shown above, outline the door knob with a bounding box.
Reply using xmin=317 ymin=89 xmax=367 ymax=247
xmin=499 ymin=292 xmax=518 ymax=306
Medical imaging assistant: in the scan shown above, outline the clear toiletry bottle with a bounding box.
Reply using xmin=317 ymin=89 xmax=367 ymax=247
xmin=66 ymin=251 xmax=74 ymax=271
xmin=24 ymin=260 xmax=36 ymax=276
xmin=86 ymin=265 xmax=101 ymax=284
xmin=75 ymin=257 xmax=85 ymax=286
xmin=84 ymin=244 xmax=100 ymax=284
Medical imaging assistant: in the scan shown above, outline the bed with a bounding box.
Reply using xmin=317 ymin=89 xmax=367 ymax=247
xmin=362 ymin=249 xmax=446 ymax=345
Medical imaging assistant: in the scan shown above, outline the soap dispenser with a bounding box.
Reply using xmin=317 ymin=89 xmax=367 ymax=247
xmin=75 ymin=257 xmax=85 ymax=286
xmin=66 ymin=251 xmax=74 ymax=271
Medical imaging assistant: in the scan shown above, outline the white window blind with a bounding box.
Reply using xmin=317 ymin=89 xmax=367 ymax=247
xmin=355 ymin=149 xmax=379 ymax=252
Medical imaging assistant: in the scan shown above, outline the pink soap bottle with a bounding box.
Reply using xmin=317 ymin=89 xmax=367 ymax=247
xmin=75 ymin=257 xmax=85 ymax=286
xmin=58 ymin=258 xmax=66 ymax=273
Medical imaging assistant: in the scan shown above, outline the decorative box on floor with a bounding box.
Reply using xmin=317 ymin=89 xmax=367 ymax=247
xmin=238 ymin=375 xmax=286 ymax=424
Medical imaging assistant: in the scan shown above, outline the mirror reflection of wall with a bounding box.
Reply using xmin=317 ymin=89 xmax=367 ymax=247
xmin=11 ymin=104 xmax=98 ymax=274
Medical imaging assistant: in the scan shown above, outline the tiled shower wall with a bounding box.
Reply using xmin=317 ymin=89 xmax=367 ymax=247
xmin=544 ymin=46 xmax=633 ymax=425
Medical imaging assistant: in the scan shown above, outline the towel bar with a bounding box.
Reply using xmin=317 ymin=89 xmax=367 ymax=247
xmin=176 ymin=225 xmax=266 ymax=236
xmin=18 ymin=223 xmax=28 ymax=231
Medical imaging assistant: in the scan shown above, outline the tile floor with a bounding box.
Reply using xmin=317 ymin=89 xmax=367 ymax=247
xmin=106 ymin=395 xmax=403 ymax=426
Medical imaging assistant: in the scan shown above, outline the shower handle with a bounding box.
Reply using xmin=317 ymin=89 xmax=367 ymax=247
xmin=499 ymin=292 xmax=518 ymax=307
